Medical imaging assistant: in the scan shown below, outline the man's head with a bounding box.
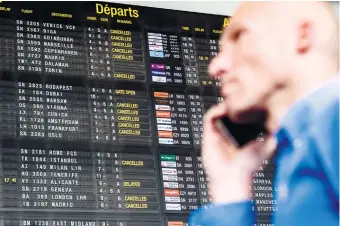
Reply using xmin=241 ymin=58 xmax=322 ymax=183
xmin=209 ymin=2 xmax=339 ymax=126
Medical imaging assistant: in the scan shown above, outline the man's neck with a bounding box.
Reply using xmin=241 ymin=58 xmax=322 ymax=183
xmin=265 ymin=67 xmax=338 ymax=134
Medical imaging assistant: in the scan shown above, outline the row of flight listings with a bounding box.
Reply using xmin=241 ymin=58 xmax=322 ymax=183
xmin=0 ymin=80 xmax=223 ymax=148
xmin=1 ymin=218 xmax=275 ymax=226
xmin=1 ymin=147 xmax=275 ymax=223
xmin=0 ymin=18 xmax=221 ymax=89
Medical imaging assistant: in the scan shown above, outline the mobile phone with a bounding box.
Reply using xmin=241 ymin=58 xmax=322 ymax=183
xmin=216 ymin=116 xmax=266 ymax=148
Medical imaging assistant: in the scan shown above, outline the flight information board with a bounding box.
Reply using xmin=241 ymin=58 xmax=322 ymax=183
xmin=147 ymin=32 xmax=184 ymax=85
xmin=153 ymin=91 xmax=191 ymax=147
xmin=1 ymin=146 xmax=158 ymax=211
xmin=160 ymin=153 xmax=198 ymax=213
xmin=0 ymin=1 xmax=276 ymax=225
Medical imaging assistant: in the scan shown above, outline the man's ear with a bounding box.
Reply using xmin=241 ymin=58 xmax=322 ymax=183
xmin=297 ymin=21 xmax=313 ymax=53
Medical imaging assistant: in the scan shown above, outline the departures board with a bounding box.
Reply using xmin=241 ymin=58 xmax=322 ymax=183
xmin=0 ymin=1 xmax=277 ymax=226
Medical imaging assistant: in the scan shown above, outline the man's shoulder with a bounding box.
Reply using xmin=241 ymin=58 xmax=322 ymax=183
xmin=306 ymin=76 xmax=339 ymax=141
xmin=308 ymin=77 xmax=339 ymax=138
xmin=307 ymin=77 xmax=339 ymax=117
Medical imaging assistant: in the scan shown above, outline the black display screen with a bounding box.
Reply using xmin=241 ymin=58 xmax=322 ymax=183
xmin=0 ymin=1 xmax=276 ymax=225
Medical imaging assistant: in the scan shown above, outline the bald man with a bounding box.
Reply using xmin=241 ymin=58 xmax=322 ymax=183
xmin=189 ymin=2 xmax=339 ymax=226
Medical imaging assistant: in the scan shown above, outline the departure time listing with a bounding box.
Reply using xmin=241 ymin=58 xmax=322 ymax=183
xmin=1 ymin=148 xmax=159 ymax=211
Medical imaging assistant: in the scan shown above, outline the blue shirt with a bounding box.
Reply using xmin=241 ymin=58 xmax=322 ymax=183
xmin=189 ymin=77 xmax=339 ymax=226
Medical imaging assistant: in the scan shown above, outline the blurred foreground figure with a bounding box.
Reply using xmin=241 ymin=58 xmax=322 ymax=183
xmin=189 ymin=2 xmax=339 ymax=226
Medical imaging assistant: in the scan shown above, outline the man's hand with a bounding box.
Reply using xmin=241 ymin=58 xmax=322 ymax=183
xmin=202 ymin=102 xmax=276 ymax=204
